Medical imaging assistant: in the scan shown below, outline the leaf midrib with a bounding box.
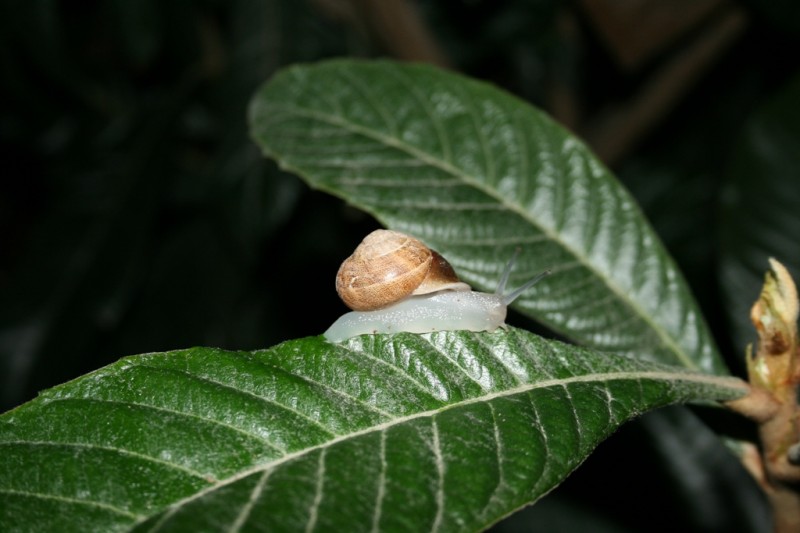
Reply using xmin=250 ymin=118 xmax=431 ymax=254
xmin=132 ymin=367 xmax=746 ymax=525
xmin=260 ymin=101 xmax=697 ymax=370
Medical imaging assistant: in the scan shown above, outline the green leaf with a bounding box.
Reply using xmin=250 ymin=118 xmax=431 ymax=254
xmin=0 ymin=329 xmax=746 ymax=532
xmin=248 ymin=59 xmax=726 ymax=375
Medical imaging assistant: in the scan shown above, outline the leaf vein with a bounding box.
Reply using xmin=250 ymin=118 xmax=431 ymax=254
xmin=305 ymin=449 xmax=326 ymax=533
xmin=0 ymin=440 xmax=211 ymax=481
xmin=430 ymin=417 xmax=445 ymax=533
xmin=136 ymin=364 xmax=338 ymax=439
xmin=227 ymin=469 xmax=271 ymax=533
xmin=0 ymin=487 xmax=143 ymax=519
xmin=371 ymin=429 xmax=388 ymax=533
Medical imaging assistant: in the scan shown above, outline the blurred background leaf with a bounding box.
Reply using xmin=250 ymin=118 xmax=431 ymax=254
xmin=718 ymin=74 xmax=800 ymax=355
xmin=1 ymin=0 xmax=797 ymax=530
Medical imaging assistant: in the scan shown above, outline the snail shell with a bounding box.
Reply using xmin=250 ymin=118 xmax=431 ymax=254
xmin=325 ymin=229 xmax=551 ymax=342
xmin=335 ymin=229 xmax=469 ymax=311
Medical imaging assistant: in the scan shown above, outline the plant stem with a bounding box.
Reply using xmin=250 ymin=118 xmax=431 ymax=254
xmin=729 ymin=259 xmax=800 ymax=533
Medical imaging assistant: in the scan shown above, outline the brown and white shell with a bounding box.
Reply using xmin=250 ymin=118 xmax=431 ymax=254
xmin=335 ymin=229 xmax=470 ymax=311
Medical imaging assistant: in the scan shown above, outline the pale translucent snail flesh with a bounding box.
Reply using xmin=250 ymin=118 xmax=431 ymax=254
xmin=324 ymin=229 xmax=549 ymax=342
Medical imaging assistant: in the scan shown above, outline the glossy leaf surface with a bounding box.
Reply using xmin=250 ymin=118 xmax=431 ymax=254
xmin=249 ymin=60 xmax=726 ymax=374
xmin=0 ymin=329 xmax=746 ymax=532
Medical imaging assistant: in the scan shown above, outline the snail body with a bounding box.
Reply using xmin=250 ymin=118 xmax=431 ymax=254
xmin=324 ymin=230 xmax=549 ymax=342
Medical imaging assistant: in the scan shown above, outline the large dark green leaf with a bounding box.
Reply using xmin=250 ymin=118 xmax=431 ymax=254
xmin=248 ymin=60 xmax=726 ymax=374
xmin=0 ymin=328 xmax=746 ymax=532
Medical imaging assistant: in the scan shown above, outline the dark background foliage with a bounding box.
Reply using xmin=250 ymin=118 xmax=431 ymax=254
xmin=1 ymin=1 xmax=797 ymax=530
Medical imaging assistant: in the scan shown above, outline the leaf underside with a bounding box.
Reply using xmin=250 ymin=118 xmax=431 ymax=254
xmin=249 ymin=59 xmax=726 ymax=375
xmin=0 ymin=329 xmax=746 ymax=532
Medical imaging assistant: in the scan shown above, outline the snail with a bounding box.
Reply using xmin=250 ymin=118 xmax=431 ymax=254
xmin=323 ymin=229 xmax=550 ymax=342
